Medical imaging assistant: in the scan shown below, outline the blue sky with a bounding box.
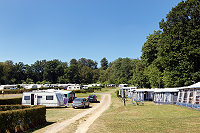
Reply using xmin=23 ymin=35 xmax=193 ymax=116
xmin=0 ymin=0 xmax=182 ymax=65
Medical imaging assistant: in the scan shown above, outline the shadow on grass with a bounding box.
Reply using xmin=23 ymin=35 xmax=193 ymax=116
xmin=89 ymin=101 xmax=100 ymax=103
xmin=25 ymin=122 xmax=55 ymax=133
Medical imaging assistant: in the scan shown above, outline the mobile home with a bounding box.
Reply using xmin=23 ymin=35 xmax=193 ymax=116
xmin=46 ymin=89 xmax=75 ymax=102
xmin=153 ymin=88 xmax=179 ymax=104
xmin=176 ymin=82 xmax=200 ymax=110
xmin=22 ymin=91 xmax=64 ymax=107
xmin=119 ymin=87 xmax=137 ymax=98
xmin=67 ymin=85 xmax=81 ymax=90
xmin=133 ymin=89 xmax=155 ymax=101
xmin=118 ymin=84 xmax=128 ymax=88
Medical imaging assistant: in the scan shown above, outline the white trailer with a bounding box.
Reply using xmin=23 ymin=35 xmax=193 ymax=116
xmin=134 ymin=89 xmax=155 ymax=101
xmin=22 ymin=91 xmax=64 ymax=107
xmin=46 ymin=89 xmax=75 ymax=102
xmin=153 ymin=88 xmax=179 ymax=104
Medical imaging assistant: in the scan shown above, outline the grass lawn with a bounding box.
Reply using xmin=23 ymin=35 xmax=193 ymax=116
xmin=88 ymin=89 xmax=200 ymax=133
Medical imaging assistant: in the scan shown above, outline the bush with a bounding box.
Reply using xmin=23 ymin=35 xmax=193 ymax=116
xmin=0 ymin=105 xmax=46 ymax=133
xmin=0 ymin=97 xmax=22 ymax=105
xmin=88 ymin=86 xmax=102 ymax=91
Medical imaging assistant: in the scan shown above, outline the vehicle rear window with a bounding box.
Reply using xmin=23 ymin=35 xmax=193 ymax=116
xmin=46 ymin=96 xmax=53 ymax=100
xmin=74 ymin=98 xmax=83 ymax=101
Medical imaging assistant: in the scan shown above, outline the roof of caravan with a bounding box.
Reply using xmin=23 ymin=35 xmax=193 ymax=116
xmin=23 ymin=91 xmax=59 ymax=94
xmin=178 ymin=82 xmax=200 ymax=89
xmin=154 ymin=88 xmax=179 ymax=93
xmin=44 ymin=89 xmax=73 ymax=94
xmin=119 ymin=87 xmax=137 ymax=90
xmin=135 ymin=89 xmax=155 ymax=92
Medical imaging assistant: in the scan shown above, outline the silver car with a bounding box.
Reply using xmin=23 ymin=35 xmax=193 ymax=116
xmin=72 ymin=98 xmax=90 ymax=108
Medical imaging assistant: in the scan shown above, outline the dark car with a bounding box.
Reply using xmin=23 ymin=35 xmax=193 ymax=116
xmin=88 ymin=95 xmax=97 ymax=102
xmin=72 ymin=98 xmax=90 ymax=108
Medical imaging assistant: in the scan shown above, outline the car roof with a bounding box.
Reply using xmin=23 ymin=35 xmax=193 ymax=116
xmin=74 ymin=98 xmax=85 ymax=100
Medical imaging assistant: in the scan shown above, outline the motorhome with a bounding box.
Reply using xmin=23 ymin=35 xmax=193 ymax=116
xmin=22 ymin=91 xmax=64 ymax=107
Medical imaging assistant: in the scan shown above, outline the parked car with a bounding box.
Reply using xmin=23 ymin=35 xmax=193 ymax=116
xmin=72 ymin=98 xmax=90 ymax=108
xmin=88 ymin=95 xmax=97 ymax=102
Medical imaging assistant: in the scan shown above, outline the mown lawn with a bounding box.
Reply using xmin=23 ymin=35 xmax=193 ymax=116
xmin=88 ymin=89 xmax=200 ymax=133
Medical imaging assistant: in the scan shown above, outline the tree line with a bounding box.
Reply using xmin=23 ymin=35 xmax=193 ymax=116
xmin=0 ymin=0 xmax=199 ymax=88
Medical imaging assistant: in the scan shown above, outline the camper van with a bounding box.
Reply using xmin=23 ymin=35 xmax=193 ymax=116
xmin=22 ymin=91 xmax=64 ymax=107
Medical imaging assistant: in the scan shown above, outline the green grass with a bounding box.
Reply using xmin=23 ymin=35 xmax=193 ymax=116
xmin=88 ymin=89 xmax=200 ymax=133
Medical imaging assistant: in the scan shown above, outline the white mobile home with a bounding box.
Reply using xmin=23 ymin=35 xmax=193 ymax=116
xmin=0 ymin=85 xmax=17 ymax=90
xmin=153 ymin=88 xmax=179 ymax=104
xmin=119 ymin=87 xmax=137 ymax=98
xmin=176 ymin=82 xmax=200 ymax=110
xmin=118 ymin=84 xmax=128 ymax=88
xmin=22 ymin=91 xmax=64 ymax=107
xmin=46 ymin=89 xmax=75 ymax=102
xmin=133 ymin=89 xmax=155 ymax=101
xmin=107 ymin=84 xmax=115 ymax=87
xmin=67 ymin=85 xmax=81 ymax=90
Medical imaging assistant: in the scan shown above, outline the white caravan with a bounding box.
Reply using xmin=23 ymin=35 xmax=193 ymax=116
xmin=22 ymin=91 xmax=64 ymax=107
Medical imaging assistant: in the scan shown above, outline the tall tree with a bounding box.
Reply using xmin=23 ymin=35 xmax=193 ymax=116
xmin=158 ymin=0 xmax=200 ymax=87
xmin=100 ymin=57 xmax=108 ymax=70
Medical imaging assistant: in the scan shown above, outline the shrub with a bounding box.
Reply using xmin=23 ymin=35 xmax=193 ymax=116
xmin=0 ymin=105 xmax=46 ymax=133
xmin=0 ymin=97 xmax=22 ymax=105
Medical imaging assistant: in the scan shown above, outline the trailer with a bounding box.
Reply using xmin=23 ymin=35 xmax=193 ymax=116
xmin=176 ymin=82 xmax=200 ymax=110
xmin=46 ymin=89 xmax=75 ymax=102
xmin=153 ymin=88 xmax=179 ymax=104
xmin=119 ymin=87 xmax=137 ymax=98
xmin=133 ymin=89 xmax=155 ymax=101
xmin=22 ymin=91 xmax=64 ymax=107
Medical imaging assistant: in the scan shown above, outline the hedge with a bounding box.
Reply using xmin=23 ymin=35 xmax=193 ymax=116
xmin=0 ymin=97 xmax=22 ymax=105
xmin=73 ymin=87 xmax=102 ymax=93
xmin=0 ymin=105 xmax=46 ymax=133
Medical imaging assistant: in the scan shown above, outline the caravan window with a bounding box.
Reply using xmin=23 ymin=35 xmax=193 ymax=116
xmin=24 ymin=96 xmax=30 ymax=100
xmin=46 ymin=96 xmax=54 ymax=100
xmin=37 ymin=96 xmax=42 ymax=98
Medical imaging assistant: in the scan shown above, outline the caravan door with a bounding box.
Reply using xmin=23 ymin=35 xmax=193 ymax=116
xmin=31 ymin=94 xmax=34 ymax=105
xmin=34 ymin=94 xmax=38 ymax=105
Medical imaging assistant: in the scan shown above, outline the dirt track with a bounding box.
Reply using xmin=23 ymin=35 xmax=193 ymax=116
xmin=43 ymin=93 xmax=111 ymax=133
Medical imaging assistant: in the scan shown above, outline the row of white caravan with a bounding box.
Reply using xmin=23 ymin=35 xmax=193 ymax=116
xmin=0 ymin=83 xmax=104 ymax=90
xmin=22 ymin=89 xmax=75 ymax=107
xmin=119 ymin=82 xmax=200 ymax=110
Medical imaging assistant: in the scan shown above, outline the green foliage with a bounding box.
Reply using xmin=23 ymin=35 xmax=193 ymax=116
xmin=0 ymin=97 xmax=22 ymax=105
xmin=100 ymin=57 xmax=108 ymax=70
xmin=0 ymin=105 xmax=46 ymax=133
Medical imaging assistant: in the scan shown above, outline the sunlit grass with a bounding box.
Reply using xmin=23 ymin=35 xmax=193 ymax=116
xmin=88 ymin=89 xmax=200 ymax=133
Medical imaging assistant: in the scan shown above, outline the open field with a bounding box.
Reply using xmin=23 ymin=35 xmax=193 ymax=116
xmin=88 ymin=89 xmax=200 ymax=133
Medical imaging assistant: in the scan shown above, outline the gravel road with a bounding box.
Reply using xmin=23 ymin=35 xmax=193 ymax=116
xmin=43 ymin=93 xmax=111 ymax=133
